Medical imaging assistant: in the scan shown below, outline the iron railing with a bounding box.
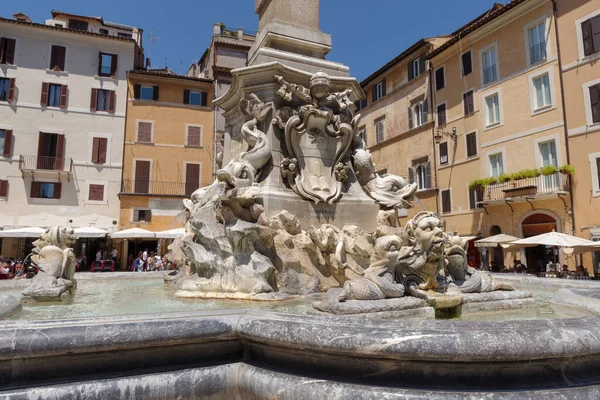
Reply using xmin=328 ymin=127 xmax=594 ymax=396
xmin=483 ymin=172 xmax=569 ymax=202
xmin=19 ymin=155 xmax=73 ymax=173
xmin=530 ymin=42 xmax=547 ymax=64
xmin=121 ymin=179 xmax=205 ymax=197
xmin=483 ymin=65 xmax=498 ymax=84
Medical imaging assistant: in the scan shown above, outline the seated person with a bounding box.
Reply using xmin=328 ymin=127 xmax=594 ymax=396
xmin=0 ymin=260 xmax=10 ymax=279
xmin=559 ymin=264 xmax=570 ymax=278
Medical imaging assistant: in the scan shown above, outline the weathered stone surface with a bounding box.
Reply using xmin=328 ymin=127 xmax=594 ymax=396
xmin=462 ymin=298 xmax=536 ymax=313
xmin=0 ymin=295 xmax=21 ymax=319
xmin=313 ymin=294 xmax=427 ymax=315
xmin=461 ymin=290 xmax=532 ymax=304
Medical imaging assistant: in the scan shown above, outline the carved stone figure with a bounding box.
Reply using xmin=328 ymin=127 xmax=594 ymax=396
xmin=22 ymin=227 xmax=76 ymax=301
xmin=444 ymin=236 xmax=515 ymax=293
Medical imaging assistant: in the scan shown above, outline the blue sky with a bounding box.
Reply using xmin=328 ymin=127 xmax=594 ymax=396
xmin=10 ymin=0 xmax=500 ymax=81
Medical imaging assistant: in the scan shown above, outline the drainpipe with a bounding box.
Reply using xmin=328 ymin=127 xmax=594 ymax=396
xmin=428 ymin=57 xmax=440 ymax=216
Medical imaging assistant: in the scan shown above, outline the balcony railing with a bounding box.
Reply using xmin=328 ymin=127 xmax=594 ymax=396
xmin=483 ymin=172 xmax=570 ymax=202
xmin=19 ymin=155 xmax=73 ymax=173
xmin=121 ymin=180 xmax=203 ymax=197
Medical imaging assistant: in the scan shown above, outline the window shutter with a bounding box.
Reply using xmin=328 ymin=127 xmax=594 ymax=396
xmin=97 ymin=52 xmax=102 ymax=76
xmin=91 ymin=137 xmax=100 ymax=163
xmin=185 ymin=163 xmax=200 ymax=196
xmin=419 ymin=54 xmax=426 ymax=75
xmin=90 ymin=88 xmax=98 ymax=111
xmin=425 ymin=161 xmax=432 ymax=189
xmin=438 ymin=104 xmax=446 ymax=126
xmin=110 ymin=54 xmax=118 ymax=77
xmin=592 ymin=16 xmax=600 ymax=56
xmin=468 ymin=91 xmax=474 ymax=114
xmin=201 ymin=91 xmax=208 ymax=107
xmin=469 ymin=188 xmax=476 ymax=209
xmin=137 ymin=122 xmax=152 ymax=142
xmin=135 ymin=160 xmax=151 ymax=193
xmin=183 ymin=89 xmax=190 ymax=104
xmin=442 ymin=190 xmax=451 ymax=213
xmin=31 ymin=182 xmax=40 ymax=198
xmin=53 ymin=182 xmax=62 ymax=199
xmin=152 ymin=85 xmax=159 ymax=101
xmin=439 ymin=142 xmax=448 ymax=164
xmin=408 ymin=108 xmax=413 ymax=129
xmin=590 ymin=84 xmax=600 ymax=124
xmin=0 ymin=38 xmax=4 ymax=63
xmin=108 ymin=90 xmax=116 ymax=113
xmin=372 ymin=85 xmax=377 ymax=103
xmin=5 ymin=38 xmax=16 ymax=65
xmin=89 ymin=184 xmax=104 ymax=201
xmin=40 ymin=82 xmax=49 ymax=106
xmin=57 ymin=46 xmax=66 ymax=72
xmin=187 ymin=126 xmax=201 ymax=147
xmin=408 ymin=167 xmax=415 ymax=184
xmin=145 ymin=209 xmax=152 ymax=222
xmin=8 ymin=78 xmax=15 ymax=103
xmin=423 ymin=100 xmax=429 ymax=123
xmin=597 ymin=158 xmax=600 ymax=184
xmin=50 ymin=46 xmax=58 ymax=70
xmin=98 ymin=138 xmax=108 ymax=163
xmin=0 ymin=180 xmax=7 ymax=197
xmin=37 ymin=132 xmax=46 ymax=159
xmin=382 ymin=78 xmax=387 ymax=97
xmin=436 ymin=68 xmax=445 ymax=90
xmin=134 ymin=84 xmax=141 ymax=99
xmin=2 ymin=130 xmax=12 ymax=157
xmin=133 ymin=209 xmax=140 ymax=222
xmin=408 ymin=60 xmax=414 ymax=81
xmin=54 ymin=134 xmax=65 ymax=170
xmin=582 ymin=20 xmax=593 ymax=57
xmin=60 ymin=85 xmax=68 ymax=108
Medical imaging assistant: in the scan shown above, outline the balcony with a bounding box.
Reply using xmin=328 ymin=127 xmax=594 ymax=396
xmin=120 ymin=180 xmax=200 ymax=197
xmin=19 ymin=155 xmax=73 ymax=179
xmin=482 ymin=172 xmax=570 ymax=206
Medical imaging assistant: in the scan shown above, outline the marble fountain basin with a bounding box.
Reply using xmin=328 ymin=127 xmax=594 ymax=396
xmin=1 ymin=272 xmax=600 ymax=399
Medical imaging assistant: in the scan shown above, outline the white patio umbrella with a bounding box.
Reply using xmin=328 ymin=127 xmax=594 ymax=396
xmin=109 ymin=228 xmax=156 ymax=239
xmin=474 ymin=234 xmax=520 ymax=248
xmin=73 ymin=227 xmax=107 ymax=238
xmin=154 ymin=228 xmax=186 ymax=239
xmin=509 ymin=231 xmax=595 ymax=267
xmin=0 ymin=227 xmax=46 ymax=238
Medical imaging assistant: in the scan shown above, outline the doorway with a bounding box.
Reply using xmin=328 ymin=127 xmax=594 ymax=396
xmin=490 ymin=225 xmax=503 ymax=270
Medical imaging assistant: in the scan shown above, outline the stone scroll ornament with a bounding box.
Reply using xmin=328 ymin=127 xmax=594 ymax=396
xmin=22 ymin=227 xmax=77 ymax=301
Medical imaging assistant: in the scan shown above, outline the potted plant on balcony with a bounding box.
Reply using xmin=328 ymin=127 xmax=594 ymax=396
xmin=540 ymin=165 xmax=559 ymax=176
xmin=559 ymin=164 xmax=575 ymax=176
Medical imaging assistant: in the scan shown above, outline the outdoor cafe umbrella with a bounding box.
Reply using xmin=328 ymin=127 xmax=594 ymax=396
xmin=109 ymin=228 xmax=156 ymax=239
xmin=474 ymin=234 xmax=520 ymax=248
xmin=509 ymin=231 xmax=595 ymax=267
xmin=0 ymin=227 xmax=45 ymax=238
xmin=154 ymin=228 xmax=186 ymax=239
xmin=73 ymin=227 xmax=107 ymax=238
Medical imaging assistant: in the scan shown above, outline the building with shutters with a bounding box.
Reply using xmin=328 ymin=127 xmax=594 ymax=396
xmin=0 ymin=11 xmax=143 ymax=259
xmin=119 ymin=69 xmax=213 ymax=248
xmin=186 ymin=24 xmax=255 ymax=174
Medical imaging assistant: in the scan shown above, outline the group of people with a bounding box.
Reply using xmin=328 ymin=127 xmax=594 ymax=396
xmin=0 ymin=258 xmax=35 ymax=280
xmin=490 ymin=259 xmax=527 ymax=273
xmin=560 ymin=264 xmax=590 ymax=278
xmin=129 ymin=249 xmax=175 ymax=272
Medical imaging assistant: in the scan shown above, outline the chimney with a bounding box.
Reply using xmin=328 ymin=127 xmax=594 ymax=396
xmin=237 ymin=27 xmax=243 ymax=39
xmin=213 ymin=23 xmax=222 ymax=35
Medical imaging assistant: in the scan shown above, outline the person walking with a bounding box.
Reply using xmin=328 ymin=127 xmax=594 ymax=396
xmin=133 ymin=252 xmax=143 ymax=272
xmin=142 ymin=249 xmax=148 ymax=271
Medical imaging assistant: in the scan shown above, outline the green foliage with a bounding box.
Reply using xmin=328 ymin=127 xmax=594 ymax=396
xmin=468 ymin=177 xmax=498 ymax=189
xmin=559 ymin=164 xmax=575 ymax=175
xmin=540 ymin=165 xmax=559 ymax=176
xmin=498 ymin=173 xmax=511 ymax=183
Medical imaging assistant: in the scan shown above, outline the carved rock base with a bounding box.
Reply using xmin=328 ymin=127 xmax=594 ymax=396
xmin=313 ymin=288 xmax=429 ymax=316
xmin=174 ymin=291 xmax=294 ymax=301
xmin=461 ymin=290 xmax=534 ymax=313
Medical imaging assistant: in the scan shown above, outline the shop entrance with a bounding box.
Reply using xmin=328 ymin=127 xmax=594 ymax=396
xmin=490 ymin=225 xmax=503 ymax=270
xmin=521 ymin=212 xmax=558 ymax=274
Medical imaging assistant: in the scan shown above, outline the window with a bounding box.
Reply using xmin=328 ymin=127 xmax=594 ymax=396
xmin=358 ymin=128 xmax=367 ymax=146
xmin=49 ymin=45 xmax=66 ymax=71
xmin=482 ymin=45 xmax=498 ymax=85
xmin=137 ymin=122 xmax=153 ymax=143
xmin=582 ymin=14 xmax=600 ymax=57
xmin=441 ymin=189 xmax=451 ymax=214
xmin=133 ymin=84 xmax=159 ymax=101
xmin=133 ymin=209 xmax=151 ymax=222
xmin=183 ymin=89 xmax=208 ymax=106
xmin=372 ymin=80 xmax=386 ymax=102
xmin=37 ymin=132 xmax=65 ymax=170
xmin=31 ymin=182 xmax=61 ymax=199
xmin=461 ymin=51 xmax=472 ymax=76
xmin=88 ymin=184 xmax=105 ymax=201
xmin=591 ymin=154 xmax=600 ymax=196
xmin=439 ymin=142 xmax=448 ymax=165
xmin=409 ymin=159 xmax=431 ymax=191
xmin=117 ymin=32 xmax=133 ymax=39
xmin=489 ymin=153 xmax=504 ymax=178
xmin=466 ymin=132 xmax=477 ymax=158
xmin=134 ymin=160 xmax=151 ymax=194
xmin=357 ymin=98 xmax=368 ymax=110
xmin=0 ymin=179 xmax=8 ymax=197
xmin=0 ymin=37 xmax=16 ymax=64
xmin=528 ymin=21 xmax=547 ymax=64
xmin=0 ymin=78 xmax=15 ymax=102
xmin=409 ymin=101 xmax=428 ymax=129
xmin=533 ymin=73 xmax=552 ymax=110
xmin=435 ymin=67 xmax=445 ymax=91
xmin=1 ymin=129 xmax=12 ymax=157
xmin=185 ymin=163 xmax=201 ymax=196
xmin=412 ymin=58 xmax=420 ymax=77
xmin=409 ymin=55 xmax=425 ymax=81
xmin=99 ymin=28 xmax=109 ymax=35
xmin=91 ymin=89 xmax=115 ymax=112
xmin=91 ymin=137 xmax=108 ymax=163
xmin=98 ymin=52 xmax=117 ymax=77
xmin=414 ymin=104 xmax=423 ymax=127
xmin=41 ymin=83 xmax=68 ymax=108
xmin=539 ymin=140 xmax=559 ymax=187
xmin=589 ymin=84 xmax=600 ymax=124
xmin=485 ymin=93 xmax=501 ymax=127
xmin=463 ymin=90 xmax=474 ymax=116
xmin=187 ymin=126 xmax=202 ymax=147
xmin=437 ymin=103 xmax=447 ymax=126
xmin=68 ymin=19 xmax=88 ymax=31
xmin=375 ymin=118 xmax=385 ymax=143
xmin=469 ymin=186 xmax=484 ymax=209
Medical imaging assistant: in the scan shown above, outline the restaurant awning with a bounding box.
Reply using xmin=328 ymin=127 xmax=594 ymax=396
xmin=109 ymin=228 xmax=156 ymax=239
xmin=0 ymin=227 xmax=46 ymax=238
xmin=154 ymin=228 xmax=186 ymax=239
xmin=74 ymin=227 xmax=107 ymax=238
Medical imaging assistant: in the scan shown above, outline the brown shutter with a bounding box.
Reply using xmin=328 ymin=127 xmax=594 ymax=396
xmin=60 ymin=85 xmax=68 ymax=108
xmin=97 ymin=52 xmax=102 ymax=76
xmin=134 ymin=160 xmax=150 ymax=193
xmin=50 ymin=46 xmax=58 ymax=70
xmin=134 ymin=84 xmax=141 ymax=99
xmin=110 ymin=54 xmax=118 ymax=77
xmin=4 ymin=38 xmax=16 ymax=65
xmin=0 ymin=38 xmax=4 ymax=63
xmin=187 ymin=126 xmax=201 ymax=147
xmin=98 ymin=138 xmax=107 ymax=163
xmin=408 ymin=59 xmax=414 ymax=80
xmin=0 ymin=180 xmax=8 ymax=197
xmin=438 ymin=104 xmax=446 ymax=126
xmin=469 ymin=187 xmax=476 ymax=209
xmin=462 ymin=51 xmax=472 ymax=76
xmin=3 ymin=130 xmax=12 ymax=157
xmin=89 ymin=184 xmax=104 ymax=201
xmin=372 ymin=85 xmax=377 ymax=103
xmin=31 ymin=181 xmax=41 ymax=198
xmin=137 ymin=122 xmax=152 ymax=142
xmin=54 ymin=134 xmax=65 ymax=170
xmin=57 ymin=46 xmax=66 ymax=71
xmin=185 ymin=163 xmax=200 ymax=196
xmin=467 ymin=132 xmax=477 ymax=157
xmin=108 ymin=90 xmax=116 ymax=113
xmin=597 ymin=158 xmax=600 ymax=184
xmin=592 ymin=16 xmax=600 ymax=56
xmin=53 ymin=182 xmax=62 ymax=199
xmin=90 ymin=88 xmax=98 ymax=111
xmin=423 ymin=99 xmax=429 ymax=123
xmin=468 ymin=91 xmax=474 ymax=114
xmin=419 ymin=54 xmax=426 ymax=76
xmin=408 ymin=108 xmax=413 ymax=129
xmin=381 ymin=78 xmax=387 ymax=97
xmin=91 ymin=137 xmax=100 ymax=163
xmin=442 ymin=190 xmax=451 ymax=213
xmin=439 ymin=142 xmax=448 ymax=165
xmin=408 ymin=167 xmax=415 ymax=184
xmin=183 ymin=89 xmax=190 ymax=104
xmin=8 ymin=78 xmax=15 ymax=103
xmin=152 ymin=85 xmax=159 ymax=101
xmin=37 ymin=132 xmax=46 ymax=169
xmin=583 ymin=19 xmax=593 ymax=57
xmin=145 ymin=209 xmax=152 ymax=222
xmin=590 ymin=84 xmax=600 ymax=124
xmin=201 ymin=91 xmax=208 ymax=107
xmin=40 ymin=82 xmax=49 ymax=106
xmin=425 ymin=161 xmax=432 ymax=189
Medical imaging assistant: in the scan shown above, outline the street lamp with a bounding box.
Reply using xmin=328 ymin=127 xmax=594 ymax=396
xmin=434 ymin=126 xmax=457 ymax=144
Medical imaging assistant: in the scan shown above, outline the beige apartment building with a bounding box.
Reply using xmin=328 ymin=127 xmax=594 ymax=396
xmin=556 ymin=0 xmax=600 ymax=272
